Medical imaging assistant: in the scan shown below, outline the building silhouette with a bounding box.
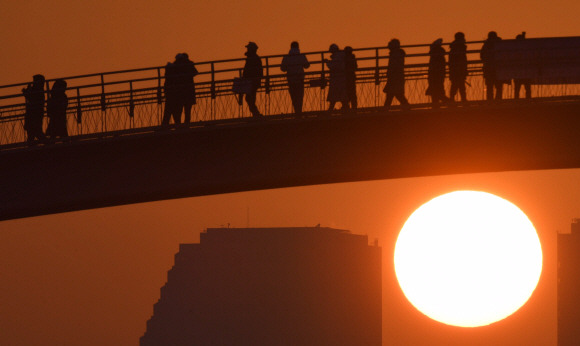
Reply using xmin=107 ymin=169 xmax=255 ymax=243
xmin=140 ymin=227 xmax=382 ymax=346
xmin=557 ymin=219 xmax=580 ymax=346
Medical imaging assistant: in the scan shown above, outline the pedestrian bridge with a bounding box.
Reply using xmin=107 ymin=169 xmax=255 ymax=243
xmin=1 ymin=38 xmax=580 ymax=221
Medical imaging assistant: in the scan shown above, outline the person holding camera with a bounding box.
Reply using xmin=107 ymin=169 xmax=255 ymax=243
xmin=22 ymin=74 xmax=47 ymax=144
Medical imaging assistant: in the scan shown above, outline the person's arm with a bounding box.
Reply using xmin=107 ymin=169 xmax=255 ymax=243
xmin=281 ymin=56 xmax=288 ymax=72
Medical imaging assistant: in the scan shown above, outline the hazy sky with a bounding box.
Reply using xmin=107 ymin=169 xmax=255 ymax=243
xmin=1 ymin=0 xmax=580 ymax=345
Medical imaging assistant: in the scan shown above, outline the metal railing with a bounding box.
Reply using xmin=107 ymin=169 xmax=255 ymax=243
xmin=1 ymin=39 xmax=580 ymax=149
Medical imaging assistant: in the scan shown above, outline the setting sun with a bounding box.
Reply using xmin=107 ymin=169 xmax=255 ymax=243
xmin=394 ymin=191 xmax=543 ymax=327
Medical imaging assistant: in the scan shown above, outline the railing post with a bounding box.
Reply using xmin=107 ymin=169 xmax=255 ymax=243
xmin=156 ymin=68 xmax=162 ymax=104
xmin=100 ymin=74 xmax=106 ymax=112
xmin=211 ymin=62 xmax=216 ymax=120
xmin=320 ymin=52 xmax=326 ymax=88
xmin=265 ymin=57 xmax=270 ymax=115
xmin=76 ymin=87 xmax=82 ymax=127
xmin=211 ymin=63 xmax=216 ymax=99
xmin=265 ymin=57 xmax=270 ymax=94
xmin=320 ymin=52 xmax=326 ymax=111
xmin=237 ymin=69 xmax=244 ymax=107
xmin=129 ymin=81 xmax=135 ymax=120
xmin=374 ymin=48 xmax=381 ymax=85
xmin=45 ymin=80 xmax=50 ymax=102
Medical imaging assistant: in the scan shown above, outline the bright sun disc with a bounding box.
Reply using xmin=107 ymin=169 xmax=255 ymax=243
xmin=394 ymin=191 xmax=542 ymax=327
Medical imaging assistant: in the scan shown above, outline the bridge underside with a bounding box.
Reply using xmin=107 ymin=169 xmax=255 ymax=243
xmin=1 ymin=100 xmax=580 ymax=221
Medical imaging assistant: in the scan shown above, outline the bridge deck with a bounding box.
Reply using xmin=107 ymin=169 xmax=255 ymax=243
xmin=1 ymin=98 xmax=580 ymax=221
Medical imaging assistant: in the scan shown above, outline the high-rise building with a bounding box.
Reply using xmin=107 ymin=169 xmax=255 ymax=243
xmin=141 ymin=227 xmax=382 ymax=346
xmin=557 ymin=219 xmax=580 ymax=346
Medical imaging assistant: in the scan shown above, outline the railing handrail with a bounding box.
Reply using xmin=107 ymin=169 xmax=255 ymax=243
xmin=0 ymin=40 xmax=488 ymax=91
xmin=1 ymin=36 xmax=578 ymax=149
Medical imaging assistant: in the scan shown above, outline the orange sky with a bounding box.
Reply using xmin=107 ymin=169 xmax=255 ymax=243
xmin=2 ymin=0 xmax=580 ymax=345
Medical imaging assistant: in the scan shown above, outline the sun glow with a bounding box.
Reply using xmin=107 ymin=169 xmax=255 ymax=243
xmin=394 ymin=191 xmax=543 ymax=327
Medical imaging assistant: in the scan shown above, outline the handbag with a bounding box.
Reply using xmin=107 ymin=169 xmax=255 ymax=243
xmin=232 ymin=77 xmax=253 ymax=94
xmin=308 ymin=77 xmax=328 ymax=88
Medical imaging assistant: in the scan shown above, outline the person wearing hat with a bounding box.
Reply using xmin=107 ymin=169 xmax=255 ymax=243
xmin=426 ymin=38 xmax=449 ymax=108
xmin=480 ymin=31 xmax=503 ymax=100
xmin=449 ymin=32 xmax=468 ymax=103
xmin=22 ymin=74 xmax=47 ymax=144
xmin=242 ymin=41 xmax=263 ymax=117
xmin=383 ymin=39 xmax=410 ymax=110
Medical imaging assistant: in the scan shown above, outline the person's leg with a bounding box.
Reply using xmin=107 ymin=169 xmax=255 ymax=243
xmin=459 ymin=82 xmax=467 ymax=102
xmin=514 ymin=80 xmax=522 ymax=99
xmin=172 ymin=103 xmax=182 ymax=124
xmin=524 ymin=82 xmax=532 ymax=99
xmin=495 ymin=81 xmax=503 ymax=100
xmin=449 ymin=81 xmax=458 ymax=101
xmin=288 ymin=82 xmax=300 ymax=114
xmin=485 ymin=79 xmax=494 ymax=100
xmin=349 ymin=83 xmax=357 ymax=109
xmin=183 ymin=102 xmax=193 ymax=123
xmin=396 ymin=92 xmax=410 ymax=109
xmin=162 ymin=101 xmax=172 ymax=125
xmin=296 ymin=81 xmax=304 ymax=114
xmin=384 ymin=93 xmax=395 ymax=109
xmin=246 ymin=88 xmax=261 ymax=116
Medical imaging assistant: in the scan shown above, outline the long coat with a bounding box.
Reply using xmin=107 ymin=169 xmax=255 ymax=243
xmin=326 ymin=51 xmax=346 ymax=102
xmin=427 ymin=44 xmax=447 ymax=98
xmin=47 ymin=89 xmax=68 ymax=137
xmin=449 ymin=40 xmax=467 ymax=82
xmin=243 ymin=52 xmax=263 ymax=91
xmin=383 ymin=48 xmax=406 ymax=94
xmin=174 ymin=58 xmax=199 ymax=105
xmin=480 ymin=36 xmax=502 ymax=81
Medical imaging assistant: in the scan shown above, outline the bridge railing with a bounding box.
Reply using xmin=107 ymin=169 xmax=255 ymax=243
xmin=1 ymin=39 xmax=579 ymax=148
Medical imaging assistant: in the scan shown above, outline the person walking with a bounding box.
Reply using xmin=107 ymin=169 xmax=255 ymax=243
xmin=449 ymin=32 xmax=468 ymax=103
xmin=22 ymin=74 xmax=47 ymax=144
xmin=243 ymin=42 xmax=263 ymax=117
xmin=480 ymin=31 xmax=503 ymax=100
xmin=280 ymin=41 xmax=310 ymax=115
xmin=383 ymin=39 xmax=410 ymax=110
xmin=344 ymin=46 xmax=358 ymax=110
xmin=174 ymin=53 xmax=199 ymax=123
xmin=326 ymin=44 xmax=348 ymax=112
xmin=46 ymin=79 xmax=68 ymax=139
xmin=162 ymin=59 xmax=180 ymax=125
xmin=426 ymin=38 xmax=449 ymax=108
xmin=513 ymin=32 xmax=532 ymax=99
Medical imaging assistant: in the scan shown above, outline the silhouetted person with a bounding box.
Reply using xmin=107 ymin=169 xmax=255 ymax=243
xmin=174 ymin=53 xmax=199 ymax=123
xmin=326 ymin=44 xmax=348 ymax=112
xmin=426 ymin=38 xmax=449 ymax=108
xmin=513 ymin=32 xmax=532 ymax=99
xmin=344 ymin=46 xmax=358 ymax=110
xmin=22 ymin=74 xmax=47 ymax=144
xmin=449 ymin=31 xmax=468 ymax=103
xmin=46 ymin=79 xmax=68 ymax=139
xmin=280 ymin=41 xmax=310 ymax=115
xmin=480 ymin=31 xmax=503 ymax=100
xmin=383 ymin=39 xmax=410 ymax=110
xmin=162 ymin=60 xmax=180 ymax=125
xmin=243 ymin=41 xmax=263 ymax=117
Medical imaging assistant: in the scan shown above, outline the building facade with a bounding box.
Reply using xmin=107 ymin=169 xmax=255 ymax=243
xmin=557 ymin=219 xmax=580 ymax=346
xmin=141 ymin=227 xmax=382 ymax=346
